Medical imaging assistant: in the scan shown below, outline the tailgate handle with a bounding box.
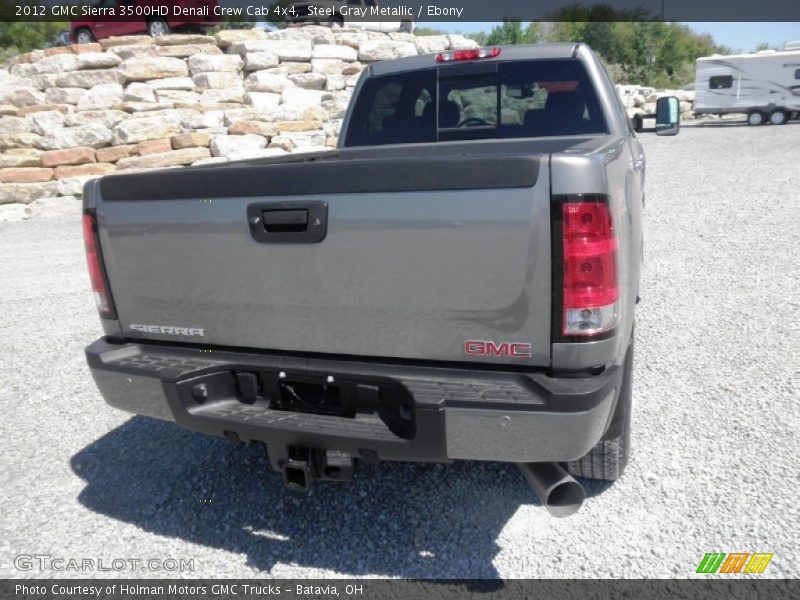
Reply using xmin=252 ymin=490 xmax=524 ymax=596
xmin=262 ymin=209 xmax=308 ymax=233
xmin=247 ymin=201 xmax=327 ymax=244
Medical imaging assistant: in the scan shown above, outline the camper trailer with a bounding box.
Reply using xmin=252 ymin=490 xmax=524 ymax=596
xmin=693 ymin=46 xmax=800 ymax=125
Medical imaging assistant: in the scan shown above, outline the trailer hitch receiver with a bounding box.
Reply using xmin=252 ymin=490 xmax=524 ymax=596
xmin=280 ymin=446 xmax=356 ymax=492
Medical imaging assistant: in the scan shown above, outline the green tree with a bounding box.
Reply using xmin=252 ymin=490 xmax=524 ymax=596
xmin=754 ymin=42 xmax=777 ymax=52
xmin=467 ymin=15 xmax=730 ymax=88
xmin=485 ymin=20 xmax=541 ymax=46
xmin=0 ymin=22 xmax=68 ymax=54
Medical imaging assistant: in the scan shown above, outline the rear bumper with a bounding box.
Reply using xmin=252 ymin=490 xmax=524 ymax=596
xmin=86 ymin=338 xmax=621 ymax=464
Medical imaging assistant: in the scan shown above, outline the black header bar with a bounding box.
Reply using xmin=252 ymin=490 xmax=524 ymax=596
xmin=1 ymin=1 xmax=799 ymax=23
xmin=2 ymin=579 xmax=800 ymax=600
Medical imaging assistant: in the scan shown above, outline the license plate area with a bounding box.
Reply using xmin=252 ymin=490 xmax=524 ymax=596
xmin=275 ymin=376 xmax=350 ymax=417
xmin=176 ymin=368 xmax=416 ymax=440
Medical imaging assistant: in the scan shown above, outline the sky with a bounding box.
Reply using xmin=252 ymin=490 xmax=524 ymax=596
xmin=687 ymin=22 xmax=799 ymax=52
xmin=436 ymin=22 xmax=800 ymax=53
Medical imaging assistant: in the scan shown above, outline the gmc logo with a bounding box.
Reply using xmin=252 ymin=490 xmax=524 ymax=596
xmin=464 ymin=340 xmax=532 ymax=358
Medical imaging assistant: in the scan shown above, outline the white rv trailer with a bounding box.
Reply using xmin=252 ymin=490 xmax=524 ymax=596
xmin=693 ymin=48 xmax=800 ymax=125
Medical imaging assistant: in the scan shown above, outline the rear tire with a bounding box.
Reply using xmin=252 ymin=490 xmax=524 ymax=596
xmin=769 ymin=110 xmax=788 ymax=125
xmin=566 ymin=337 xmax=633 ymax=482
xmin=75 ymin=28 xmax=94 ymax=44
xmin=747 ymin=111 xmax=765 ymax=126
xmin=147 ymin=18 xmax=170 ymax=38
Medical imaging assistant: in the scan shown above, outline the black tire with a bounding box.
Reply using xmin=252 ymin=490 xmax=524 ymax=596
xmin=147 ymin=18 xmax=170 ymax=38
xmin=769 ymin=110 xmax=788 ymax=125
xmin=566 ymin=337 xmax=633 ymax=481
xmin=75 ymin=28 xmax=94 ymax=44
xmin=747 ymin=111 xmax=765 ymax=126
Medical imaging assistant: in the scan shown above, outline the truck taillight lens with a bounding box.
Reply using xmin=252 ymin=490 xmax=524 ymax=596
xmin=82 ymin=212 xmax=116 ymax=319
xmin=561 ymin=198 xmax=618 ymax=336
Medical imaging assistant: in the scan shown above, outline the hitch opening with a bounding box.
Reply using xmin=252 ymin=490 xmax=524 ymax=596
xmin=279 ymin=446 xmax=357 ymax=492
xmin=282 ymin=459 xmax=312 ymax=492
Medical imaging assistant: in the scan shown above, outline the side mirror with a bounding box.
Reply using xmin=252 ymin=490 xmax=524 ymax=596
xmin=655 ymin=96 xmax=680 ymax=136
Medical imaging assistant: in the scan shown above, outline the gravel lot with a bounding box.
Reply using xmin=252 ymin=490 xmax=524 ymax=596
xmin=0 ymin=121 xmax=797 ymax=579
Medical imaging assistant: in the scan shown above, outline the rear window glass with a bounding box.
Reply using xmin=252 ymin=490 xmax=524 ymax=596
xmin=344 ymin=59 xmax=608 ymax=147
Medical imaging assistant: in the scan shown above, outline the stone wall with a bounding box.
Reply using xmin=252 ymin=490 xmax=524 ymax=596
xmin=0 ymin=27 xmax=478 ymax=221
xmin=616 ymin=85 xmax=697 ymax=119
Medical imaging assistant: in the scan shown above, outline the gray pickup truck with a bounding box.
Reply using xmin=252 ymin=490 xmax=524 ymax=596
xmin=83 ymin=43 xmax=679 ymax=516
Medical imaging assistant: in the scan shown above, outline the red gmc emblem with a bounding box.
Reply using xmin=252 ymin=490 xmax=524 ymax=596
xmin=464 ymin=340 xmax=533 ymax=358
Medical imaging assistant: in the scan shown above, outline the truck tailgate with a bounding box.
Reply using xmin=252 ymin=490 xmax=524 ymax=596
xmin=92 ymin=153 xmax=552 ymax=366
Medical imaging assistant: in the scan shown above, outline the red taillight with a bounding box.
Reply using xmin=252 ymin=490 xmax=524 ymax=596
xmin=560 ymin=198 xmax=619 ymax=337
xmin=435 ymin=47 xmax=501 ymax=63
xmin=83 ymin=212 xmax=116 ymax=319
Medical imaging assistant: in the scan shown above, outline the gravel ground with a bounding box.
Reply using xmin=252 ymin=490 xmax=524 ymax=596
xmin=0 ymin=121 xmax=798 ymax=579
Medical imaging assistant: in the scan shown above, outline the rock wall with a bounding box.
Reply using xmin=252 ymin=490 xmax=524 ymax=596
xmin=616 ymin=85 xmax=697 ymax=119
xmin=0 ymin=27 xmax=478 ymax=220
xmin=1 ymin=30 xmax=709 ymax=223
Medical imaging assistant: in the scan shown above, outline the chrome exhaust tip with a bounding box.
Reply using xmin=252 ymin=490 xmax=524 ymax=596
xmin=518 ymin=462 xmax=585 ymax=518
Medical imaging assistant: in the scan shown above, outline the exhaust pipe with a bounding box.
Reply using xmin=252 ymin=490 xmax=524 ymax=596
xmin=518 ymin=462 xmax=585 ymax=518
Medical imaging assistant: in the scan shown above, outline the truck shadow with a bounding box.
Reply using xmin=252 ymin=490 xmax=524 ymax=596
xmin=70 ymin=417 xmax=611 ymax=578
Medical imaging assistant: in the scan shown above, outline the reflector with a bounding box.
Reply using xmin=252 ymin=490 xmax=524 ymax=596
xmin=83 ymin=213 xmax=116 ymax=319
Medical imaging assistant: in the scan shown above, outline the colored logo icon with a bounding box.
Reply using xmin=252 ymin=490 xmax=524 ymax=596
xmin=696 ymin=552 xmax=773 ymax=574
